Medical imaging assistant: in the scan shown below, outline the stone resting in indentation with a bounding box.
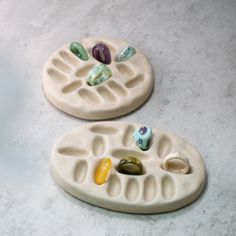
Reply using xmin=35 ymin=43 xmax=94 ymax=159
xmin=42 ymin=37 xmax=154 ymax=120
xmin=50 ymin=122 xmax=206 ymax=214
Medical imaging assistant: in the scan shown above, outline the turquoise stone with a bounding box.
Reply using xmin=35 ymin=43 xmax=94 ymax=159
xmin=133 ymin=126 xmax=152 ymax=150
xmin=116 ymin=46 xmax=136 ymax=62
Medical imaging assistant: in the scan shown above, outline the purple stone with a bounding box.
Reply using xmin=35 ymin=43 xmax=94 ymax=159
xmin=139 ymin=126 xmax=147 ymax=135
xmin=92 ymin=43 xmax=111 ymax=64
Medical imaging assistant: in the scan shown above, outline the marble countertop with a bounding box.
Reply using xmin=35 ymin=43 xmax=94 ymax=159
xmin=0 ymin=0 xmax=235 ymax=235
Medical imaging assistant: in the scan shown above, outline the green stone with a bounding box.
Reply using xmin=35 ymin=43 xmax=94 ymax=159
xmin=70 ymin=42 xmax=89 ymax=61
xmin=87 ymin=64 xmax=112 ymax=86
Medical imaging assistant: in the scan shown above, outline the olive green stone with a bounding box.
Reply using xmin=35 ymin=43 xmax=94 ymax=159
xmin=70 ymin=42 xmax=89 ymax=61
xmin=117 ymin=156 xmax=143 ymax=175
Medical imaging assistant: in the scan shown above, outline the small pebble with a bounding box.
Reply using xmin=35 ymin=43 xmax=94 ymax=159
xmin=133 ymin=126 xmax=152 ymax=151
xmin=70 ymin=42 xmax=89 ymax=61
xmin=92 ymin=43 xmax=111 ymax=64
xmin=95 ymin=158 xmax=112 ymax=185
xmin=87 ymin=64 xmax=112 ymax=86
xmin=116 ymin=46 xmax=136 ymax=62
xmin=117 ymin=156 xmax=143 ymax=175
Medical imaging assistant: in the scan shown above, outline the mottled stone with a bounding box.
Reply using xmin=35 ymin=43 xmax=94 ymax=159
xmin=87 ymin=64 xmax=112 ymax=86
xmin=116 ymin=46 xmax=136 ymax=62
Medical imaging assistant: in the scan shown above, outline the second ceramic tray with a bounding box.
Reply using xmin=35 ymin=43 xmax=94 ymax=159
xmin=50 ymin=122 xmax=206 ymax=213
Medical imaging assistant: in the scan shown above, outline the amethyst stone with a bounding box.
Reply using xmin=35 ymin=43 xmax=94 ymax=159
xmin=139 ymin=126 xmax=148 ymax=135
xmin=92 ymin=43 xmax=111 ymax=64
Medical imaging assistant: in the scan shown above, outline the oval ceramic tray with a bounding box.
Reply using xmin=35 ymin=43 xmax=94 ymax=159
xmin=42 ymin=37 xmax=154 ymax=120
xmin=50 ymin=122 xmax=206 ymax=214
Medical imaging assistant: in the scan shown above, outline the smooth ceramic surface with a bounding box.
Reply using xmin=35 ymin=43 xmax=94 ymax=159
xmin=43 ymin=37 xmax=153 ymax=120
xmin=51 ymin=122 xmax=206 ymax=213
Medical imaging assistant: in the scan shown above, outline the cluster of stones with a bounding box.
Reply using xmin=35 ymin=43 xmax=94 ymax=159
xmin=70 ymin=42 xmax=136 ymax=86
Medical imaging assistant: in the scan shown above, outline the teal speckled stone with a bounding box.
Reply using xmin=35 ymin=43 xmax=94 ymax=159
xmin=70 ymin=42 xmax=89 ymax=61
xmin=116 ymin=46 xmax=136 ymax=62
xmin=133 ymin=126 xmax=152 ymax=150
xmin=87 ymin=64 xmax=112 ymax=86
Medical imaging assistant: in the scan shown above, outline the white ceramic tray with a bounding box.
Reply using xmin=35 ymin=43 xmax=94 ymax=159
xmin=42 ymin=37 xmax=154 ymax=120
xmin=50 ymin=122 xmax=206 ymax=214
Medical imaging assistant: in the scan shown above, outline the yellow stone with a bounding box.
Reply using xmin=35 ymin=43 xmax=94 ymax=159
xmin=95 ymin=158 xmax=112 ymax=185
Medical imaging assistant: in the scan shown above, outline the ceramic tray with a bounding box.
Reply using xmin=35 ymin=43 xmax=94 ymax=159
xmin=50 ymin=122 xmax=206 ymax=214
xmin=43 ymin=37 xmax=154 ymax=120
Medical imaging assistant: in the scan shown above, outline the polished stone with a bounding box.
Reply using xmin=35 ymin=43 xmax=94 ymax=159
xmin=92 ymin=43 xmax=111 ymax=64
xmin=70 ymin=42 xmax=89 ymax=61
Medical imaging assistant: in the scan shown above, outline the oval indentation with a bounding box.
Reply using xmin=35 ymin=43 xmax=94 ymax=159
xmin=116 ymin=63 xmax=135 ymax=78
xmin=143 ymin=176 xmax=157 ymax=202
xmin=62 ymin=80 xmax=82 ymax=94
xmin=52 ymin=58 xmax=72 ymax=73
xmin=107 ymin=81 xmax=127 ymax=96
xmin=157 ymin=136 xmax=172 ymax=158
xmin=112 ymin=149 xmax=149 ymax=160
xmin=122 ymin=125 xmax=135 ymax=147
xmin=78 ymin=88 xmax=102 ymax=105
xmin=47 ymin=68 xmax=69 ymax=83
xmin=58 ymin=147 xmax=89 ymax=158
xmin=59 ymin=50 xmax=80 ymax=66
xmin=107 ymin=174 xmax=121 ymax=197
xmin=90 ymin=126 xmax=118 ymax=135
xmin=74 ymin=160 xmax=88 ymax=184
xmin=97 ymin=86 xmax=117 ymax=102
xmin=125 ymin=74 xmax=144 ymax=88
xmin=125 ymin=179 xmax=139 ymax=201
xmin=75 ymin=64 xmax=95 ymax=78
xmin=161 ymin=159 xmax=188 ymax=172
xmin=92 ymin=136 xmax=105 ymax=157
xmin=161 ymin=175 xmax=175 ymax=199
